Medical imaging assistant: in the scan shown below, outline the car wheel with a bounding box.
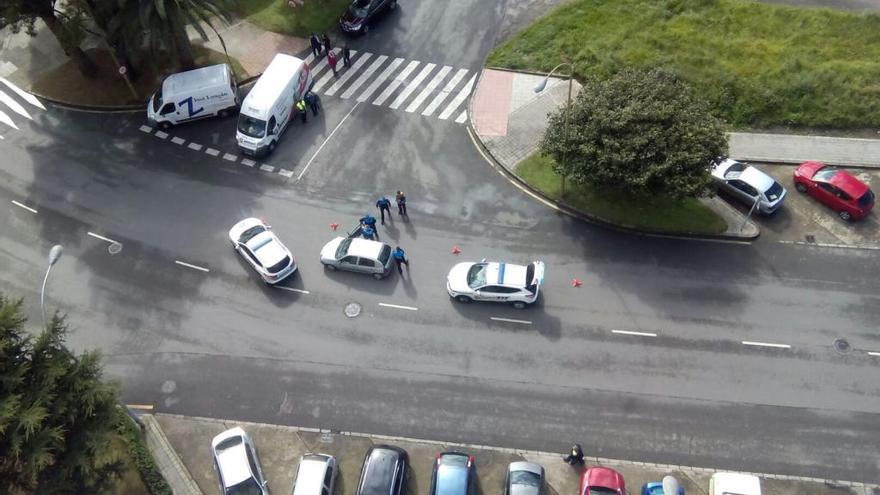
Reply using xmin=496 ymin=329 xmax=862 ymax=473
xmin=372 ymin=272 xmax=384 ymax=280
xmin=158 ymin=121 xmax=172 ymax=131
xmin=512 ymin=301 xmax=527 ymax=309
xmin=839 ymin=210 xmax=852 ymax=221
xmin=795 ymin=182 xmax=807 ymax=193
xmin=455 ymin=295 xmax=472 ymax=304
xmin=268 ymin=140 xmax=277 ymax=154
xmin=362 ymin=24 xmax=370 ymax=34
xmin=324 ymin=263 xmax=337 ymax=271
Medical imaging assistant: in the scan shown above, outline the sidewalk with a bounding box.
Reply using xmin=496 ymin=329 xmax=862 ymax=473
xmin=142 ymin=412 xmax=878 ymax=495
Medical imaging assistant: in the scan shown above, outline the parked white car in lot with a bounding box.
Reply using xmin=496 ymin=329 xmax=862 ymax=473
xmin=709 ymin=472 xmax=760 ymax=495
xmin=709 ymin=157 xmax=786 ymax=214
xmin=447 ymin=260 xmax=545 ymax=309
xmin=211 ymin=427 xmax=269 ymax=495
xmin=229 ymin=217 xmax=296 ymax=284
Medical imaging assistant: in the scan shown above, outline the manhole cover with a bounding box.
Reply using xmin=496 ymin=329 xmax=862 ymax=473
xmin=833 ymin=338 xmax=851 ymax=355
xmin=108 ymin=242 xmax=123 ymax=255
xmin=344 ymin=302 xmax=361 ymax=318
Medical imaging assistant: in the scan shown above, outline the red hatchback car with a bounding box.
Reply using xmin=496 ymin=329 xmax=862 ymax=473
xmin=794 ymin=161 xmax=875 ymax=221
xmin=580 ymin=467 xmax=625 ymax=495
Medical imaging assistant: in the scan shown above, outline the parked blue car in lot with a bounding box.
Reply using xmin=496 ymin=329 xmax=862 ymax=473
xmin=642 ymin=481 xmax=685 ymax=495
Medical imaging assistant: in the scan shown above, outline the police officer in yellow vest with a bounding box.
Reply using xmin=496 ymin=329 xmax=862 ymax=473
xmin=296 ymin=99 xmax=307 ymax=124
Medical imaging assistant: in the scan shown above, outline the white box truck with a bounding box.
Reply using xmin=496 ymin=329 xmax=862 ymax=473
xmin=147 ymin=64 xmax=239 ymax=129
xmin=236 ymin=54 xmax=312 ymax=157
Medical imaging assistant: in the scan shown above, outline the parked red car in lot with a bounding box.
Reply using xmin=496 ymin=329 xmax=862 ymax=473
xmin=793 ymin=161 xmax=875 ymax=221
xmin=580 ymin=467 xmax=625 ymax=495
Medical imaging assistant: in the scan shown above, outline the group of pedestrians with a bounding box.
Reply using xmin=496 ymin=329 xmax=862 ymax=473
xmin=310 ymin=33 xmax=352 ymax=77
xmin=296 ymin=92 xmax=320 ymax=123
xmin=353 ymin=192 xmax=411 ymax=275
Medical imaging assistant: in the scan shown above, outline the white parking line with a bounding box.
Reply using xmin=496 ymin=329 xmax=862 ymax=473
xmin=278 ymin=168 xmax=294 ymax=178
xmin=276 ymin=286 xmax=310 ymax=294
xmin=260 ymin=164 xmax=275 ymax=172
xmin=187 ymin=142 xmax=203 ymax=151
xmin=241 ymin=158 xmax=256 ymax=167
xmin=378 ymin=302 xmax=418 ymax=311
xmin=11 ymin=200 xmax=37 ymax=214
xmin=742 ymin=340 xmax=791 ymax=349
xmin=87 ymin=231 xmax=120 ymax=244
xmin=489 ymin=317 xmax=532 ymax=325
xmin=175 ymin=260 xmax=210 ymax=272
xmin=205 ymin=148 xmax=220 ymax=156
xmin=223 ymin=153 xmax=238 ymax=162
xmin=138 ymin=125 xmax=153 ymax=133
xmin=155 ymin=130 xmax=169 ymax=139
xmin=612 ymin=329 xmax=657 ymax=337
xmin=867 ymin=351 xmax=880 ymax=357
xmin=171 ymin=136 xmax=185 ymax=145
xmin=298 ymin=102 xmax=360 ymax=181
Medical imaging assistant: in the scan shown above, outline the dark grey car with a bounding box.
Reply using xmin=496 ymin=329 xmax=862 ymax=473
xmin=355 ymin=445 xmax=408 ymax=495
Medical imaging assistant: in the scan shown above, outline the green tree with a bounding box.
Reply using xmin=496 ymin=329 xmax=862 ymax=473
xmin=0 ymin=0 xmax=98 ymax=77
xmin=540 ymin=68 xmax=727 ymax=199
xmin=0 ymin=294 xmax=124 ymax=494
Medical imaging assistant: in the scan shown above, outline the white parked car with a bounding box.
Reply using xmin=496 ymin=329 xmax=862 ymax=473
xmin=709 ymin=157 xmax=786 ymax=214
xmin=320 ymin=236 xmax=394 ymax=279
xmin=447 ymin=260 xmax=545 ymax=309
xmin=292 ymin=453 xmax=338 ymax=495
xmin=211 ymin=427 xmax=269 ymax=495
xmin=229 ymin=217 xmax=296 ymax=284
xmin=709 ymin=472 xmax=761 ymax=495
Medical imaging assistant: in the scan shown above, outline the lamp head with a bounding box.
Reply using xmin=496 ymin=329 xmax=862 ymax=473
xmin=48 ymin=245 xmax=63 ymax=266
xmin=533 ymin=77 xmax=549 ymax=93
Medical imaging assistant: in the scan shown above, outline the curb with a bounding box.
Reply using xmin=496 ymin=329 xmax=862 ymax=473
xmin=142 ymin=414 xmax=203 ymax=495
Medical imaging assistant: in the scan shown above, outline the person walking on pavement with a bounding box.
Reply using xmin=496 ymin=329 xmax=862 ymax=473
xmin=562 ymin=444 xmax=584 ymax=466
xmin=395 ymin=190 xmax=407 ymax=216
xmin=296 ymin=99 xmax=307 ymax=123
xmin=342 ymin=44 xmax=352 ymax=68
xmin=327 ymin=50 xmax=339 ymax=77
xmin=392 ymin=246 xmax=409 ymax=275
xmin=309 ymin=33 xmax=322 ymax=57
xmin=322 ymin=33 xmax=332 ymax=57
xmin=305 ymin=92 xmax=320 ymax=116
xmin=375 ymin=196 xmax=392 ymax=225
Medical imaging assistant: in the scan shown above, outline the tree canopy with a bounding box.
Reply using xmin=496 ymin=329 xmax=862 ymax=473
xmin=539 ymin=68 xmax=728 ymax=199
xmin=0 ymin=294 xmax=124 ymax=494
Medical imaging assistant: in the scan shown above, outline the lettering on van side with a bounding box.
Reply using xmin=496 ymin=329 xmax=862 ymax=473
xmin=179 ymin=96 xmax=205 ymax=117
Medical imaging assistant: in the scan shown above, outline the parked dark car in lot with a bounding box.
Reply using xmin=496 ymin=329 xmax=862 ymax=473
xmin=340 ymin=0 xmax=397 ymax=34
xmin=355 ymin=445 xmax=408 ymax=495
xmin=794 ymin=161 xmax=875 ymax=221
xmin=430 ymin=452 xmax=476 ymax=495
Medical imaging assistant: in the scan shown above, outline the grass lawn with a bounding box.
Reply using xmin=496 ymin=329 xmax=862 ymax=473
xmin=487 ymin=0 xmax=880 ymax=129
xmin=237 ymin=0 xmax=350 ymax=37
xmin=516 ymin=153 xmax=727 ymax=234
xmin=99 ymin=435 xmax=151 ymax=495
xmin=31 ymin=46 xmax=250 ymax=107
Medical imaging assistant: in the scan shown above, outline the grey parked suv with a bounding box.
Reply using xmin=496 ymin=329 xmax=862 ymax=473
xmin=355 ymin=445 xmax=409 ymax=495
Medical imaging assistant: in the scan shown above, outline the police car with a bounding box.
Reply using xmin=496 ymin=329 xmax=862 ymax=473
xmin=446 ymin=260 xmax=545 ymax=309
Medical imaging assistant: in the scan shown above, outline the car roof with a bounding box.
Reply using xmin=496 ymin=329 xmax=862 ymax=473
xmin=359 ymin=446 xmax=405 ymax=495
xmin=485 ymin=262 xmax=527 ymax=287
xmin=739 ymin=166 xmax=775 ymax=192
xmin=827 ymin=170 xmax=869 ymax=197
xmin=711 ymin=472 xmax=761 ymax=493
xmin=247 ymin=231 xmax=287 ymax=265
xmin=163 ymin=64 xmax=230 ymax=96
xmin=436 ymin=453 xmax=471 ymax=495
xmin=585 ymin=467 xmax=624 ymax=489
xmin=508 ymin=462 xmax=542 ymax=475
xmin=348 ymin=238 xmax=385 ymax=259
xmin=213 ymin=434 xmax=252 ymax=486
xmin=294 ymin=456 xmax=330 ymax=495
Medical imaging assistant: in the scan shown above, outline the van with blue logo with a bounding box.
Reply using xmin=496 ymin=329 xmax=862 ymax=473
xmin=147 ymin=64 xmax=239 ymax=130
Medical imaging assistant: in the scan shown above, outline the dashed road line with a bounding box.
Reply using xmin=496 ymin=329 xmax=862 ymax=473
xmin=298 ymin=102 xmax=361 ymax=180
xmin=489 ymin=317 xmax=532 ymax=325
xmin=242 ymin=158 xmax=256 ymax=167
xmin=276 ymin=286 xmax=310 ymax=294
xmin=87 ymin=231 xmax=120 ymax=244
xmin=171 ymin=136 xmax=186 ymax=145
xmin=868 ymin=351 xmax=880 ymax=357
xmin=205 ymin=148 xmax=220 ymax=156
xmin=260 ymin=164 xmax=275 ymax=172
xmin=11 ymin=200 xmax=37 ymax=214
xmin=187 ymin=142 xmax=203 ymax=151
xmin=155 ymin=130 xmax=169 ymax=139
xmin=278 ymin=168 xmax=294 ymax=178
xmin=742 ymin=340 xmax=791 ymax=349
xmin=223 ymin=153 xmax=238 ymax=162
xmin=175 ymin=260 xmax=210 ymax=272
xmin=378 ymin=302 xmax=418 ymax=311
xmin=138 ymin=125 xmax=153 ymax=133
xmin=612 ymin=329 xmax=658 ymax=337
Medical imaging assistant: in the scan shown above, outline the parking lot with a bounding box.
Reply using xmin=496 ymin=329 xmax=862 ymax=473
xmin=718 ymin=163 xmax=880 ymax=248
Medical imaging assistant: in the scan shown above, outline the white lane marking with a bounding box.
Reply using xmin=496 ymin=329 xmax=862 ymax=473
xmin=422 ymin=68 xmax=468 ymax=117
xmin=276 ymin=286 xmax=310 ymax=294
xmin=0 ymin=109 xmax=19 ymax=129
xmin=0 ymin=77 xmax=45 ymax=110
xmin=340 ymin=55 xmax=388 ymax=99
xmin=612 ymin=329 xmax=657 ymax=337
xmin=324 ymin=52 xmax=373 ymax=96
xmin=309 ymin=48 xmax=352 ymax=83
xmin=742 ymin=340 xmax=791 ymax=349
xmin=0 ymin=90 xmax=32 ymax=119
xmin=205 ymin=148 xmax=220 ymax=156
xmin=454 ymin=109 xmax=468 ymax=124
xmin=187 ymin=142 xmax=203 ymax=151
xmin=260 ymin=164 xmax=275 ymax=172
xmin=867 ymin=351 xmax=880 ymax=357
xmin=389 ymin=63 xmax=436 ymax=110
xmin=373 ymin=60 xmax=420 ymax=106
xmin=439 ymin=74 xmax=476 ymax=120
xmin=155 ymin=130 xmax=169 ymax=139
xmin=241 ymin=158 xmax=256 ymax=167
xmin=378 ymin=302 xmax=418 ymax=311
xmin=357 ymin=57 xmax=403 ymax=102
xmin=278 ymin=168 xmax=294 ymax=178
xmin=125 ymin=404 xmax=154 ymax=410
xmin=11 ymin=200 xmax=37 ymax=214
xmin=223 ymin=153 xmax=238 ymax=162
xmin=139 ymin=125 xmax=153 ymax=133
xmin=406 ymin=65 xmax=451 ymax=113
xmin=175 ymin=260 xmax=210 ymax=272
xmin=87 ymin=231 xmax=120 ymax=244
xmin=297 ymin=102 xmax=360 ymax=180
xmin=489 ymin=317 xmax=532 ymax=325
xmin=171 ymin=136 xmax=185 ymax=145
xmin=776 ymin=240 xmax=880 ymax=251
xmin=304 ymin=53 xmax=316 ymax=65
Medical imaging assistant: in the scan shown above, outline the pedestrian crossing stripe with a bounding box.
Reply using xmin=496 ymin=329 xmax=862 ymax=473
xmin=302 ymin=51 xmax=473 ymax=124
xmin=0 ymin=77 xmax=44 ymax=131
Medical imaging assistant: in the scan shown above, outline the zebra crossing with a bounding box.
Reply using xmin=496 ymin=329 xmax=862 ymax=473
xmin=301 ymin=50 xmax=472 ymax=124
xmin=0 ymin=77 xmax=45 ymax=136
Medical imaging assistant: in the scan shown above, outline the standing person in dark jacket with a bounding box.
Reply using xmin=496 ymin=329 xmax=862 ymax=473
xmin=322 ymin=33 xmax=332 ymax=57
xmin=305 ymin=92 xmax=320 ymax=116
xmin=309 ymin=33 xmax=322 ymax=57
xmin=327 ymin=50 xmax=339 ymax=77
xmin=342 ymin=44 xmax=352 ymax=68
xmin=395 ymin=190 xmax=407 ymax=216
xmin=375 ymin=196 xmax=392 ymax=225
xmin=562 ymin=444 xmax=584 ymax=466
xmin=392 ymin=246 xmax=409 ymax=275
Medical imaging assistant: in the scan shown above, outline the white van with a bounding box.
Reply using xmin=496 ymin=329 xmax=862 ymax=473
xmin=236 ymin=54 xmax=312 ymax=157
xmin=147 ymin=64 xmax=239 ymax=129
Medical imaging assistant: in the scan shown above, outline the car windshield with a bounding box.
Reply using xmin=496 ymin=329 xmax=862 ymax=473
xmin=335 ymin=238 xmax=352 ymax=259
xmin=586 ymin=488 xmax=616 ymax=495
xmin=722 ymin=161 xmax=746 ymax=178
xmin=378 ymin=245 xmax=391 ymax=265
xmin=858 ymin=189 xmax=875 ymax=208
xmin=510 ymin=471 xmax=541 ymax=487
xmin=267 ymin=256 xmax=291 ymax=274
xmin=227 ymin=477 xmax=262 ymax=495
xmin=238 ymin=115 xmax=267 ymax=138
xmin=764 ymin=181 xmax=784 ymax=201
xmin=466 ymin=264 xmax=487 ymax=289
xmin=437 ymin=464 xmax=468 ymax=495
xmin=238 ymin=225 xmax=266 ymax=243
xmin=152 ymin=88 xmax=163 ymax=112
xmin=814 ymin=166 xmax=840 ymax=181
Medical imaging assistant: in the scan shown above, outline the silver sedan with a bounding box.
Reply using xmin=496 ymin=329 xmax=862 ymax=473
xmin=504 ymin=462 xmax=544 ymax=495
xmin=710 ymin=157 xmax=786 ymax=214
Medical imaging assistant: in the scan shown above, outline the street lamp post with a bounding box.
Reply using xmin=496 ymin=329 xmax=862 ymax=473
xmin=534 ymin=62 xmax=574 ymax=196
xmin=40 ymin=244 xmax=63 ymax=328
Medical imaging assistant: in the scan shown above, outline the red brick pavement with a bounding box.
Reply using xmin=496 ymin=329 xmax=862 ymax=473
xmin=471 ymin=69 xmax=513 ymax=137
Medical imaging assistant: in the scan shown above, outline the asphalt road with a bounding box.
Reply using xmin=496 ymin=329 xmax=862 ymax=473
xmin=1 ymin=0 xmax=879 ymax=484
